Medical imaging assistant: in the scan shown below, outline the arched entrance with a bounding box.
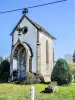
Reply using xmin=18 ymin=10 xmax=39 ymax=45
xmin=11 ymin=42 xmax=32 ymax=79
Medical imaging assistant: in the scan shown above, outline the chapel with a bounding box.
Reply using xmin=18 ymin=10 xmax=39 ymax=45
xmin=10 ymin=9 xmax=55 ymax=81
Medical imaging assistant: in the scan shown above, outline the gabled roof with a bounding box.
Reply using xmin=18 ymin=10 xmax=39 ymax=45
xmin=10 ymin=15 xmax=56 ymax=40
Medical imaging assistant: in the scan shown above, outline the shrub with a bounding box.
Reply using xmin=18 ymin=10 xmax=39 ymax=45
xmin=14 ymin=72 xmax=36 ymax=85
xmin=0 ymin=60 xmax=10 ymax=82
xmin=70 ymin=63 xmax=75 ymax=82
xmin=13 ymin=72 xmax=44 ymax=85
xmin=51 ymin=58 xmax=72 ymax=85
xmin=23 ymin=73 xmax=44 ymax=84
xmin=35 ymin=73 xmax=45 ymax=83
xmin=13 ymin=78 xmax=24 ymax=84
xmin=23 ymin=72 xmax=36 ymax=84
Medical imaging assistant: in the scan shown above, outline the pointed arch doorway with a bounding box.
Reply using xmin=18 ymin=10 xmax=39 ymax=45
xmin=11 ymin=42 xmax=32 ymax=79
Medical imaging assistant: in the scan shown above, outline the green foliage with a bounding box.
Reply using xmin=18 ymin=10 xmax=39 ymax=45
xmin=23 ymin=72 xmax=44 ymax=84
xmin=14 ymin=72 xmax=39 ymax=85
xmin=0 ymin=83 xmax=75 ymax=100
xmin=0 ymin=56 xmax=3 ymax=64
xmin=13 ymin=72 xmax=44 ymax=85
xmin=70 ymin=63 xmax=75 ymax=82
xmin=64 ymin=53 xmax=73 ymax=64
xmin=73 ymin=50 xmax=75 ymax=63
xmin=0 ymin=60 xmax=10 ymax=82
xmin=51 ymin=58 xmax=72 ymax=85
xmin=5 ymin=56 xmax=10 ymax=62
xmin=23 ymin=72 xmax=36 ymax=84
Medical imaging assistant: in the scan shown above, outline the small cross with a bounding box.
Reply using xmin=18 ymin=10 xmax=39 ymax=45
xmin=22 ymin=8 xmax=28 ymax=15
xmin=17 ymin=25 xmax=22 ymax=41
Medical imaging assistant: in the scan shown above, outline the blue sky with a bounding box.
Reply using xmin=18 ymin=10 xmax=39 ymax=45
xmin=0 ymin=0 xmax=74 ymax=60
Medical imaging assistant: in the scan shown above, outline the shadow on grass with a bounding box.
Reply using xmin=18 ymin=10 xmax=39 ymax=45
xmin=40 ymin=90 xmax=52 ymax=94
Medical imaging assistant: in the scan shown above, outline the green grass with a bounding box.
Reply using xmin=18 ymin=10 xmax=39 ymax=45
xmin=0 ymin=83 xmax=75 ymax=100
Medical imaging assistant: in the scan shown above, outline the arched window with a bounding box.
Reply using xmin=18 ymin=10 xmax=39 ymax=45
xmin=46 ymin=40 xmax=49 ymax=64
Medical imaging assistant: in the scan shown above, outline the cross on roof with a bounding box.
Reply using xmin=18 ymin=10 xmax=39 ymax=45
xmin=22 ymin=8 xmax=28 ymax=15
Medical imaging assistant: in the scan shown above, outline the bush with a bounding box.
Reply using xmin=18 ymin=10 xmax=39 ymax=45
xmin=70 ymin=63 xmax=75 ymax=82
xmin=13 ymin=78 xmax=24 ymax=84
xmin=51 ymin=58 xmax=72 ymax=85
xmin=13 ymin=72 xmax=44 ymax=85
xmin=23 ymin=72 xmax=36 ymax=84
xmin=0 ymin=60 xmax=10 ymax=82
xmin=14 ymin=72 xmax=37 ymax=85
xmin=35 ymin=73 xmax=45 ymax=83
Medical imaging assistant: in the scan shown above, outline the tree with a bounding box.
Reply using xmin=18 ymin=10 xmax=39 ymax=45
xmin=4 ymin=56 xmax=10 ymax=62
xmin=0 ymin=57 xmax=3 ymax=64
xmin=64 ymin=53 xmax=73 ymax=64
xmin=73 ymin=50 xmax=75 ymax=63
xmin=51 ymin=58 xmax=72 ymax=85
xmin=0 ymin=60 xmax=10 ymax=82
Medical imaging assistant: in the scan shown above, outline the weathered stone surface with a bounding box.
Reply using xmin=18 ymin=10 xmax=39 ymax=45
xmin=44 ymin=81 xmax=59 ymax=93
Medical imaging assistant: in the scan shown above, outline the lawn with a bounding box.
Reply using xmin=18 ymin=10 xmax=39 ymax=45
xmin=0 ymin=83 xmax=75 ymax=100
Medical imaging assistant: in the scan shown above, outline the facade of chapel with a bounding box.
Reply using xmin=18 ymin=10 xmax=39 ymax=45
xmin=10 ymin=14 xmax=55 ymax=81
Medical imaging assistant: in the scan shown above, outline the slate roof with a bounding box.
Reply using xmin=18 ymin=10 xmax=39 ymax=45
xmin=10 ymin=15 xmax=56 ymax=40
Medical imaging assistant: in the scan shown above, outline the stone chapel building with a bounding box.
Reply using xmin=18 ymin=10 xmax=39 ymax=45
xmin=10 ymin=11 xmax=55 ymax=81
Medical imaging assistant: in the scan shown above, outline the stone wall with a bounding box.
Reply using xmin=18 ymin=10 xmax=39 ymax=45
xmin=39 ymin=31 xmax=53 ymax=80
